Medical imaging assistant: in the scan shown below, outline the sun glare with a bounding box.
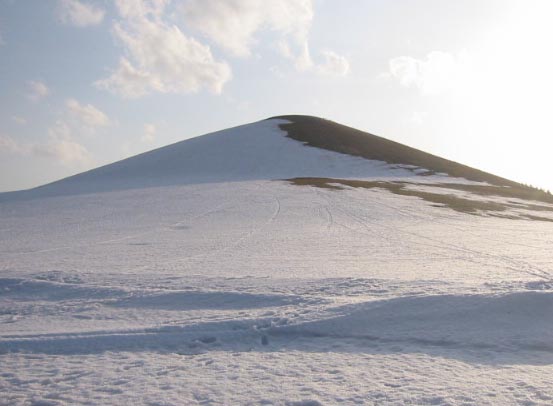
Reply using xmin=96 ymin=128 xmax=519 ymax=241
xmin=456 ymin=1 xmax=553 ymax=189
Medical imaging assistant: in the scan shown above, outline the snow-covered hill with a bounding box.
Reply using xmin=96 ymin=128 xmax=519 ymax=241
xmin=1 ymin=117 xmax=553 ymax=405
xmin=1 ymin=118 xmax=436 ymax=199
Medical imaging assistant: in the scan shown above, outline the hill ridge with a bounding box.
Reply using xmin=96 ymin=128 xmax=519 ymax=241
xmin=2 ymin=115 xmax=552 ymax=205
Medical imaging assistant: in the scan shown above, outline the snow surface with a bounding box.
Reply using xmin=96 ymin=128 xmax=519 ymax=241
xmin=1 ymin=119 xmax=553 ymax=405
xmin=3 ymin=119 xmax=468 ymax=201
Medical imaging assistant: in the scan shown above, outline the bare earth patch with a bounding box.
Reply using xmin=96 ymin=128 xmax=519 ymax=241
xmin=285 ymin=177 xmax=553 ymax=222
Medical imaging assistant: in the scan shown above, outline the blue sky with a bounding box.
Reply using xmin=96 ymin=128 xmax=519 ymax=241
xmin=1 ymin=0 xmax=552 ymax=192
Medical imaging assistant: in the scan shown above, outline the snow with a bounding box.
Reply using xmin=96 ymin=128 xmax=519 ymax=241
xmin=1 ymin=119 xmax=553 ymax=405
xmin=5 ymin=119 xmax=426 ymax=200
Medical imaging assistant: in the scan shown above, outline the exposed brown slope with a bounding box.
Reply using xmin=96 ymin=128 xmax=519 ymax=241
xmin=270 ymin=115 xmax=553 ymax=204
xmin=287 ymin=177 xmax=553 ymax=222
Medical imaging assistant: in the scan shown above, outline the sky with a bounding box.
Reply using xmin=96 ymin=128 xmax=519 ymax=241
xmin=1 ymin=0 xmax=552 ymax=192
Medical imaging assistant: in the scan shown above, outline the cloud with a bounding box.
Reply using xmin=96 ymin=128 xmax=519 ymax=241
xmin=66 ymin=99 xmax=110 ymax=128
xmin=141 ymin=123 xmax=156 ymax=143
xmin=0 ymin=124 xmax=93 ymax=168
xmin=95 ymin=58 xmax=151 ymax=99
xmin=278 ymin=38 xmax=313 ymax=72
xmin=0 ymin=135 xmax=26 ymax=154
xmin=34 ymin=121 xmax=94 ymax=167
xmin=409 ymin=111 xmax=428 ymax=126
xmin=181 ymin=0 xmax=312 ymax=58
xmin=12 ymin=116 xmax=27 ymax=125
xmin=58 ymin=0 xmax=105 ymax=27
xmin=115 ymin=0 xmax=170 ymax=19
xmin=27 ymin=80 xmax=50 ymax=102
xmin=36 ymin=136 xmax=93 ymax=167
xmin=181 ymin=0 xmax=349 ymax=75
xmin=95 ymin=0 xmax=231 ymax=98
xmin=317 ymin=50 xmax=350 ymax=76
xmin=388 ymin=51 xmax=471 ymax=95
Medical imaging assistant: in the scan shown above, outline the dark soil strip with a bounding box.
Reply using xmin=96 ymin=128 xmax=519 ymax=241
xmin=271 ymin=115 xmax=553 ymax=204
xmin=284 ymin=177 xmax=553 ymax=222
xmin=431 ymin=183 xmax=553 ymax=206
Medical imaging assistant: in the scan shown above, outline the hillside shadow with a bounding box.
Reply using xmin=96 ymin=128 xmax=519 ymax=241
xmin=0 ymin=278 xmax=125 ymax=301
xmin=109 ymin=291 xmax=302 ymax=311
xmin=0 ymin=277 xmax=303 ymax=310
xmin=2 ymin=291 xmax=553 ymax=366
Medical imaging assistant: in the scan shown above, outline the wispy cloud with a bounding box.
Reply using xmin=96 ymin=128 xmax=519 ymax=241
xmin=1 ymin=123 xmax=93 ymax=169
xmin=387 ymin=51 xmax=471 ymax=95
xmin=317 ymin=50 xmax=350 ymax=76
xmin=409 ymin=111 xmax=428 ymax=126
xmin=181 ymin=0 xmax=349 ymax=76
xmin=141 ymin=123 xmax=156 ymax=143
xmin=95 ymin=0 xmax=231 ymax=98
xmin=27 ymin=80 xmax=50 ymax=102
xmin=0 ymin=135 xmax=27 ymax=154
xmin=38 ymin=120 xmax=94 ymax=166
xmin=66 ymin=99 xmax=110 ymax=129
xmin=181 ymin=0 xmax=312 ymax=59
xmin=12 ymin=116 xmax=27 ymax=125
xmin=58 ymin=0 xmax=105 ymax=27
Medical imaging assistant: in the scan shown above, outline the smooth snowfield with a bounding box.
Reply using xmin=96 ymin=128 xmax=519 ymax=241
xmin=1 ymin=120 xmax=553 ymax=405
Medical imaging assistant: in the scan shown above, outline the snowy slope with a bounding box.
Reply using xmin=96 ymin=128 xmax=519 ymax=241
xmin=3 ymin=119 xmax=418 ymax=200
xmin=1 ymin=117 xmax=553 ymax=405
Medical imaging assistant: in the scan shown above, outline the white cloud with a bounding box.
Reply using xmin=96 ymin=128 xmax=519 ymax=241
xmin=141 ymin=123 xmax=156 ymax=143
xmin=95 ymin=0 xmax=231 ymax=98
xmin=181 ymin=0 xmax=349 ymax=76
xmin=181 ymin=0 xmax=312 ymax=58
xmin=115 ymin=0 xmax=169 ymax=19
xmin=37 ymin=136 xmax=93 ymax=167
xmin=66 ymin=99 xmax=110 ymax=128
xmin=278 ymin=39 xmax=313 ymax=72
xmin=58 ymin=0 xmax=105 ymax=27
xmin=0 ymin=135 xmax=26 ymax=154
xmin=12 ymin=116 xmax=27 ymax=125
xmin=0 ymin=124 xmax=93 ymax=168
xmin=27 ymin=80 xmax=50 ymax=102
xmin=388 ymin=51 xmax=471 ymax=95
xmin=96 ymin=58 xmax=151 ymax=99
xmin=34 ymin=121 xmax=94 ymax=167
xmin=317 ymin=50 xmax=350 ymax=76
xmin=409 ymin=111 xmax=428 ymax=126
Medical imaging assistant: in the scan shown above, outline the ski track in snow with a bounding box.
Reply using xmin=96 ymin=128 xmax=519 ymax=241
xmin=1 ymin=119 xmax=553 ymax=405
